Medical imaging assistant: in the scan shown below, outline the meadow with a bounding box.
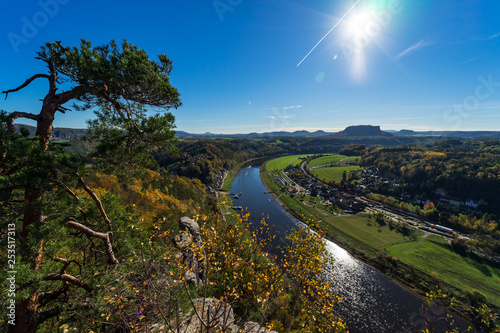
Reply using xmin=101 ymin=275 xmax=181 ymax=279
xmin=310 ymin=165 xmax=361 ymax=182
xmin=387 ymin=236 xmax=500 ymax=305
xmin=265 ymin=154 xmax=310 ymax=171
xmin=308 ymin=154 xmax=348 ymax=167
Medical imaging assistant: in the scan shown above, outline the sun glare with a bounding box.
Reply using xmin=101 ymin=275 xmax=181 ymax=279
xmin=338 ymin=4 xmax=387 ymax=82
xmin=346 ymin=8 xmax=375 ymax=33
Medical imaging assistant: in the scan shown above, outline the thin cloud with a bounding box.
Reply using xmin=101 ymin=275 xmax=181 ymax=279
xmin=395 ymin=39 xmax=434 ymax=60
xmin=177 ymin=119 xmax=212 ymax=123
xmin=460 ymin=55 xmax=482 ymax=64
xmin=485 ymin=32 xmax=500 ymax=40
xmin=265 ymin=105 xmax=303 ymax=111
xmin=265 ymin=115 xmax=291 ymax=119
xmin=388 ymin=117 xmax=422 ymax=121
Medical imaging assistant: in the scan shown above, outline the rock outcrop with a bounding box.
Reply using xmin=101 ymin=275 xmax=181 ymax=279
xmin=148 ymin=298 xmax=278 ymax=333
xmin=174 ymin=217 xmax=206 ymax=285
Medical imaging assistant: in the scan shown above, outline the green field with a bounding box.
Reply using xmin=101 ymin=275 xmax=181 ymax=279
xmin=280 ymin=195 xmax=413 ymax=250
xmin=308 ymin=154 xmax=346 ymax=167
xmin=261 ymin=171 xmax=284 ymax=192
xmin=387 ymin=236 xmax=500 ymax=305
xmin=310 ymin=165 xmax=361 ymax=182
xmin=265 ymin=155 xmax=310 ymax=171
xmin=221 ymin=170 xmax=236 ymax=191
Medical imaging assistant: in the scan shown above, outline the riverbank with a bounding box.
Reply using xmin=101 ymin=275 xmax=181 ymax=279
xmin=258 ymin=161 xmax=496 ymax=328
xmin=221 ymin=156 xmax=274 ymax=191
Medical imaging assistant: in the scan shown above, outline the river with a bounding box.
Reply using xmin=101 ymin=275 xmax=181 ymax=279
xmin=229 ymin=166 xmax=468 ymax=333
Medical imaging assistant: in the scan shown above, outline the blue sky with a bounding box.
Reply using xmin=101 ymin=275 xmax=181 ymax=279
xmin=1 ymin=0 xmax=499 ymax=134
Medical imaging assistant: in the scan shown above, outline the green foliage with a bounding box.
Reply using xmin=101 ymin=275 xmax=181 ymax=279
xmin=86 ymin=102 xmax=177 ymax=178
xmin=38 ymin=39 xmax=181 ymax=110
xmin=422 ymin=288 xmax=500 ymax=332
xmin=338 ymin=144 xmax=366 ymax=156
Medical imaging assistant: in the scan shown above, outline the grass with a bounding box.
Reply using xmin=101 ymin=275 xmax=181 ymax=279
xmin=387 ymin=236 xmax=500 ymax=306
xmin=342 ymin=156 xmax=361 ymax=164
xmin=310 ymin=165 xmax=362 ymax=182
xmin=322 ymin=214 xmax=417 ymax=251
xmin=261 ymin=171 xmax=283 ymax=192
xmin=221 ymin=169 xmax=236 ymax=191
xmin=265 ymin=155 xmax=310 ymax=171
xmin=270 ymin=139 xmax=287 ymax=145
xmin=308 ymin=154 xmax=344 ymax=167
xmin=282 ymin=195 xmax=413 ymax=251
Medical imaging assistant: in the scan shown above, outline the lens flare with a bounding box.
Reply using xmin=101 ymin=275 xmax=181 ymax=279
xmin=338 ymin=3 xmax=389 ymax=82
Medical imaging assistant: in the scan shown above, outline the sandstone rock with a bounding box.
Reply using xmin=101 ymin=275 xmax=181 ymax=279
xmin=175 ymin=217 xmax=207 ymax=285
xmin=147 ymin=299 xmax=278 ymax=333
xmin=174 ymin=232 xmax=192 ymax=250
xmin=244 ymin=321 xmax=279 ymax=333
xmin=180 ymin=298 xmax=238 ymax=333
xmin=179 ymin=216 xmax=202 ymax=247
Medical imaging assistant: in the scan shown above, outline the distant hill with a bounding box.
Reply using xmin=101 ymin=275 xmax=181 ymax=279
xmin=15 ymin=124 xmax=87 ymax=139
xmin=14 ymin=124 xmax=500 ymax=140
xmin=395 ymin=129 xmax=500 ymax=138
xmin=333 ymin=125 xmax=393 ymax=137
xmin=175 ymin=130 xmax=331 ymax=139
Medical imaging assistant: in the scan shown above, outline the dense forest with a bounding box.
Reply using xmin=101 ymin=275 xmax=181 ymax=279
xmin=360 ymin=139 xmax=500 ymax=204
xmin=154 ymin=139 xmax=287 ymax=183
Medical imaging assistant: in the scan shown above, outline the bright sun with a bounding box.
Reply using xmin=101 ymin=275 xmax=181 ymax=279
xmin=338 ymin=5 xmax=385 ymax=82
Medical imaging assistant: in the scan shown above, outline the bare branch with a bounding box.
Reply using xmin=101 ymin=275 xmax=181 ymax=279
xmin=67 ymin=220 xmax=119 ymax=265
xmin=77 ymin=174 xmax=113 ymax=233
xmin=9 ymin=111 xmax=41 ymax=122
xmin=36 ymin=307 xmax=61 ymax=325
xmin=39 ymin=287 xmax=68 ymax=307
xmin=44 ymin=273 xmax=93 ymax=293
xmin=34 ymin=240 xmax=45 ymax=271
xmin=54 ymin=257 xmax=81 ymax=275
xmin=56 ymin=106 xmax=70 ymax=114
xmin=183 ymin=282 xmax=208 ymax=328
xmin=56 ymin=180 xmax=80 ymax=201
xmin=2 ymin=74 xmax=50 ymax=99
xmin=5 ymin=111 xmax=41 ymax=135
xmin=54 ymin=88 xmax=82 ymax=106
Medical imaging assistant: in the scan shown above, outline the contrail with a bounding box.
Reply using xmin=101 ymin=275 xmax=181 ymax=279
xmin=297 ymin=0 xmax=362 ymax=67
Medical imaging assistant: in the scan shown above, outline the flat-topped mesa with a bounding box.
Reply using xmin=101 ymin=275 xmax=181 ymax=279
xmin=337 ymin=125 xmax=392 ymax=137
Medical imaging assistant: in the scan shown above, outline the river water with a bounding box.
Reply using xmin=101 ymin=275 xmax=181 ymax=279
xmin=229 ymin=166 xmax=468 ymax=333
